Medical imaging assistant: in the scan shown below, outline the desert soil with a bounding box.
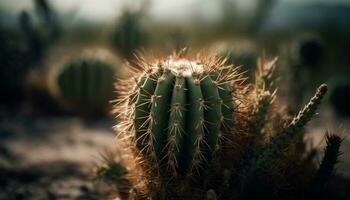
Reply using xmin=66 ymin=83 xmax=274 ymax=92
xmin=0 ymin=106 xmax=349 ymax=200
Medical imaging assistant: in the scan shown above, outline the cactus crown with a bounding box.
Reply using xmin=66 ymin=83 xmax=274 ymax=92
xmin=113 ymin=52 xmax=338 ymax=200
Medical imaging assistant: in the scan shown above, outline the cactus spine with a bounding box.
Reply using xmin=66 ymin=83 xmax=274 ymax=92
xmin=112 ymin=52 xmax=341 ymax=199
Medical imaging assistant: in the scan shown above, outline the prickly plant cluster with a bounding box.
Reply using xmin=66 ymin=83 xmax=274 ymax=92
xmin=50 ymin=58 xmax=117 ymax=116
xmin=112 ymin=52 xmax=341 ymax=200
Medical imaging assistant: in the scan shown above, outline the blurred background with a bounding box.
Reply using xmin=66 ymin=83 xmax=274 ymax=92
xmin=0 ymin=0 xmax=349 ymax=199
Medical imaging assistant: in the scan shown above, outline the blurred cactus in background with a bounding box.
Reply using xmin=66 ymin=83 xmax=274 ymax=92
xmin=18 ymin=11 xmax=45 ymax=66
xmin=329 ymin=79 xmax=350 ymax=117
xmin=267 ymin=29 xmax=350 ymax=114
xmin=168 ymin=28 xmax=189 ymax=53
xmin=19 ymin=0 xmax=61 ymax=68
xmin=211 ymin=41 xmax=259 ymax=79
xmin=298 ymin=38 xmax=324 ymax=67
xmin=248 ymin=0 xmax=276 ymax=34
xmin=99 ymin=52 xmax=342 ymax=199
xmin=111 ymin=10 xmax=147 ymax=60
xmin=49 ymin=56 xmax=118 ymax=116
xmin=0 ymin=0 xmax=61 ymax=108
xmin=274 ymin=34 xmax=329 ymax=112
xmin=34 ymin=0 xmax=61 ymax=38
xmin=0 ymin=26 xmax=28 ymax=107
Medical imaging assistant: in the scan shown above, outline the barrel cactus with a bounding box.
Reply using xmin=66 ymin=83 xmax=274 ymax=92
xmin=50 ymin=57 xmax=117 ymax=116
xmin=111 ymin=52 xmax=342 ymax=199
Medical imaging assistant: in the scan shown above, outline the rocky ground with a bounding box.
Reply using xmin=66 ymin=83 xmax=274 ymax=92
xmin=0 ymin=106 xmax=349 ymax=200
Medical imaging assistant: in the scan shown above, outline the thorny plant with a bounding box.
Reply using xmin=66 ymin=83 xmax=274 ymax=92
xmin=104 ymin=51 xmax=342 ymax=200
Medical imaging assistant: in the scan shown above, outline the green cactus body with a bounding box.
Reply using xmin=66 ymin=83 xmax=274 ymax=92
xmin=167 ymin=75 xmax=186 ymax=172
xmin=54 ymin=58 xmax=116 ymax=116
xmin=182 ymin=76 xmax=205 ymax=173
xmin=210 ymin=70 xmax=235 ymax=144
xmin=134 ymin=74 xmax=158 ymax=150
xmin=131 ymin=59 xmax=235 ymax=176
xmin=112 ymin=53 xmax=341 ymax=200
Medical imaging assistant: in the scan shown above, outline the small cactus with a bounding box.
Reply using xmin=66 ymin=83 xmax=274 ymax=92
xmin=309 ymin=132 xmax=342 ymax=199
xmin=111 ymin=52 xmax=341 ymax=199
xmin=50 ymin=57 xmax=117 ymax=116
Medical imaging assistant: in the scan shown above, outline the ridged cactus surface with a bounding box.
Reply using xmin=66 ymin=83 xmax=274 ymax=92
xmin=111 ymin=52 xmax=342 ymax=200
xmin=131 ymin=59 xmax=238 ymax=175
xmin=53 ymin=58 xmax=116 ymax=115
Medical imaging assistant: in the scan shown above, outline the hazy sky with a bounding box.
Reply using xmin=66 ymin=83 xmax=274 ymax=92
xmin=0 ymin=0 xmax=349 ymax=24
